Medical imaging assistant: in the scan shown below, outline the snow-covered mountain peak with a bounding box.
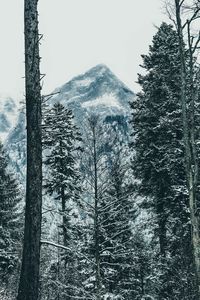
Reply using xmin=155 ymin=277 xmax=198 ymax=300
xmin=51 ymin=64 xmax=134 ymax=118
xmin=5 ymin=64 xmax=134 ymax=181
xmin=82 ymin=93 xmax=123 ymax=110
xmin=80 ymin=64 xmax=116 ymax=80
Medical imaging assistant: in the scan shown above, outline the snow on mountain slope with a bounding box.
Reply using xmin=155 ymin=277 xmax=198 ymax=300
xmin=0 ymin=96 xmax=18 ymax=142
xmin=50 ymin=64 xmax=133 ymax=120
xmin=6 ymin=64 xmax=134 ymax=181
xmin=82 ymin=93 xmax=122 ymax=110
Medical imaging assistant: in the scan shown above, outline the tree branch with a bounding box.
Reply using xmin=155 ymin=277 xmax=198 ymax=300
xmin=40 ymin=240 xmax=96 ymax=266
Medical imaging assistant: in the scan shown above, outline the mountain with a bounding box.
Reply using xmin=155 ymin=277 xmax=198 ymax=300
xmin=0 ymin=97 xmax=18 ymax=142
xmin=51 ymin=64 xmax=133 ymax=119
xmin=6 ymin=64 xmax=134 ymax=181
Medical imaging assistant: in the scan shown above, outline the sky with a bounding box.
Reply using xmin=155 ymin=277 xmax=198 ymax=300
xmin=0 ymin=0 xmax=167 ymax=101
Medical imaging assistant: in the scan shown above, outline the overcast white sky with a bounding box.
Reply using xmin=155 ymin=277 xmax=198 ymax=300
xmin=0 ymin=0 xmax=167 ymax=101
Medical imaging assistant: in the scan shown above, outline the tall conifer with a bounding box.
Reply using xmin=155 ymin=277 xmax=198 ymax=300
xmin=130 ymin=22 xmax=197 ymax=299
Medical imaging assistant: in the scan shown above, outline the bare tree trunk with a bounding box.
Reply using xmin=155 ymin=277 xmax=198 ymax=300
xmin=91 ymin=121 xmax=101 ymax=300
xmin=61 ymin=187 xmax=68 ymax=248
xmin=187 ymin=20 xmax=200 ymax=297
xmin=175 ymin=0 xmax=200 ymax=297
xmin=17 ymin=0 xmax=42 ymax=299
xmin=60 ymin=140 xmax=68 ymax=249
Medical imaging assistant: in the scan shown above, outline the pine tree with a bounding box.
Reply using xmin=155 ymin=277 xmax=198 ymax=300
xmin=42 ymin=102 xmax=82 ymax=299
xmin=0 ymin=142 xmax=22 ymax=298
xmin=130 ymin=22 xmax=197 ymax=299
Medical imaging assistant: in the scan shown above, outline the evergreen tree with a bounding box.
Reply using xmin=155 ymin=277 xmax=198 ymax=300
xmin=0 ymin=142 xmax=22 ymax=298
xmin=130 ymin=22 xmax=197 ymax=299
xmin=42 ymin=102 xmax=82 ymax=299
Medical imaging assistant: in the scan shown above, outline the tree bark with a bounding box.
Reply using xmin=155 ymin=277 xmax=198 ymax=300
xmin=92 ymin=121 xmax=101 ymax=300
xmin=61 ymin=187 xmax=68 ymax=248
xmin=17 ymin=0 xmax=42 ymax=299
xmin=175 ymin=0 xmax=200 ymax=297
xmin=60 ymin=140 xmax=68 ymax=249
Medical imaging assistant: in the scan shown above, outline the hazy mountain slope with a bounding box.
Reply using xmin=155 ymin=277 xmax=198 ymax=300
xmin=0 ymin=97 xmax=18 ymax=142
xmin=51 ymin=64 xmax=133 ymax=120
xmin=6 ymin=64 xmax=134 ymax=181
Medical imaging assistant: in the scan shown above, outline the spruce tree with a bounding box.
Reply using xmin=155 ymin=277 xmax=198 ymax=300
xmin=130 ymin=22 xmax=197 ymax=299
xmin=0 ymin=142 xmax=22 ymax=298
xmin=42 ymin=102 xmax=82 ymax=299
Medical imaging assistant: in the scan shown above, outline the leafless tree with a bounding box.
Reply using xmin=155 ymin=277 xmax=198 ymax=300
xmin=17 ymin=0 xmax=42 ymax=299
xmin=165 ymin=0 xmax=200 ymax=296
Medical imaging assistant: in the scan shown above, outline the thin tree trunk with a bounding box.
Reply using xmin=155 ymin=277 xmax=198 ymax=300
xmin=156 ymin=194 xmax=167 ymax=258
xmin=140 ymin=267 xmax=144 ymax=297
xmin=92 ymin=125 xmax=101 ymax=300
xmin=59 ymin=139 xmax=68 ymax=249
xmin=187 ymin=20 xmax=200 ymax=297
xmin=61 ymin=187 xmax=68 ymax=248
xmin=60 ymin=140 xmax=70 ymax=300
xmin=175 ymin=0 xmax=200 ymax=297
xmin=17 ymin=0 xmax=42 ymax=299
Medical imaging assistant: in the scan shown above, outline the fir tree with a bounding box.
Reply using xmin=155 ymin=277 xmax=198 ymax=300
xmin=42 ymin=102 xmax=82 ymax=299
xmin=130 ymin=22 xmax=197 ymax=299
xmin=0 ymin=142 xmax=22 ymax=298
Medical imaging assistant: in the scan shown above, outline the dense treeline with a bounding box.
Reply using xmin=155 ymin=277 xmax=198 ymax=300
xmin=0 ymin=143 xmax=22 ymax=299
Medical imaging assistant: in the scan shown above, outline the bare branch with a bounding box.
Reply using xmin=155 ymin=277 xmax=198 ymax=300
xmin=192 ymin=31 xmax=200 ymax=53
xmin=43 ymin=91 xmax=60 ymax=98
xmin=39 ymin=74 xmax=46 ymax=83
xmin=180 ymin=0 xmax=186 ymax=8
xmin=41 ymin=240 xmax=96 ymax=266
xmin=42 ymin=91 xmax=60 ymax=103
xmin=165 ymin=1 xmax=177 ymax=27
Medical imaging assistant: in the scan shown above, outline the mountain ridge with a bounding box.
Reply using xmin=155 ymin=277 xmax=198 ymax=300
xmin=4 ymin=64 xmax=134 ymax=181
xmin=50 ymin=64 xmax=134 ymax=119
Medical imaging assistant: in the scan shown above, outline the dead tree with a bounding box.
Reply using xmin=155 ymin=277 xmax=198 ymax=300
xmin=88 ymin=115 xmax=102 ymax=300
xmin=17 ymin=0 xmax=42 ymax=299
xmin=169 ymin=0 xmax=200 ymax=296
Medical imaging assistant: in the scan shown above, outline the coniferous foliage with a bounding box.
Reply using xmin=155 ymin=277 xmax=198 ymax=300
xmin=43 ymin=102 xmax=81 ymax=201
xmin=0 ymin=142 xmax=22 ymax=298
xmin=42 ymin=102 xmax=82 ymax=299
xmin=130 ymin=22 xmax=198 ymax=299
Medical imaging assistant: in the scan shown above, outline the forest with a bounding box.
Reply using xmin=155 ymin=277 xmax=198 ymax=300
xmin=1 ymin=0 xmax=200 ymax=299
